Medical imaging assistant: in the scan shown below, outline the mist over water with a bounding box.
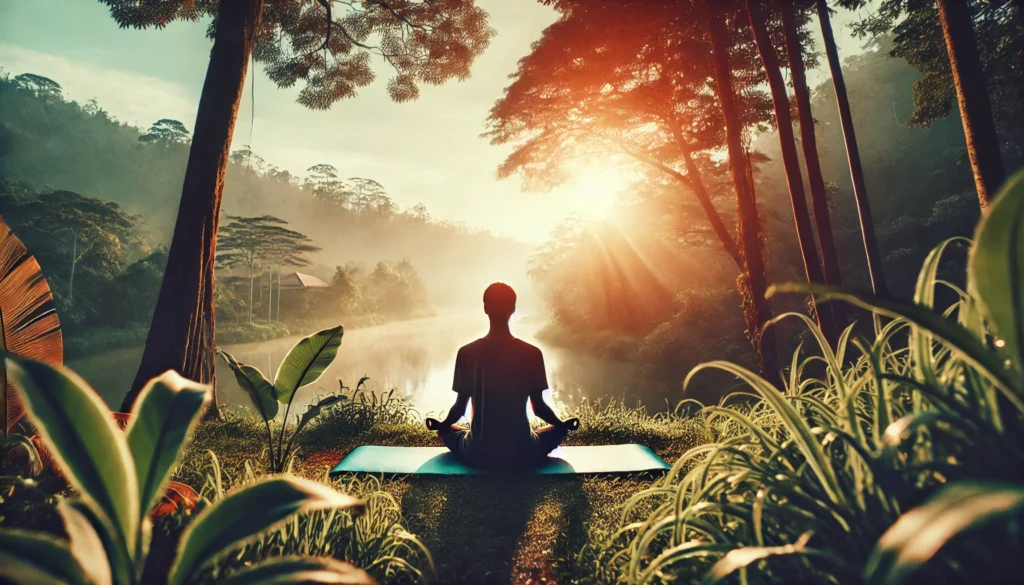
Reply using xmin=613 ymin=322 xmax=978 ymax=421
xmin=69 ymin=310 xmax=680 ymax=419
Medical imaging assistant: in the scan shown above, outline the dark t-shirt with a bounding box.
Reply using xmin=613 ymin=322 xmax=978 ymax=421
xmin=452 ymin=336 xmax=548 ymax=452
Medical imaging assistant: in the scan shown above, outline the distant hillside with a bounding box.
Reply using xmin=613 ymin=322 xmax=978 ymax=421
xmin=0 ymin=72 xmax=533 ymax=307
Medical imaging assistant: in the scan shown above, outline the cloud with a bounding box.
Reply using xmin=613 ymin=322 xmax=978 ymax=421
xmin=0 ymin=43 xmax=195 ymax=130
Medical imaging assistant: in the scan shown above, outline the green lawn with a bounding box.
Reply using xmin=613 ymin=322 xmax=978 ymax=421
xmin=176 ymin=400 xmax=712 ymax=585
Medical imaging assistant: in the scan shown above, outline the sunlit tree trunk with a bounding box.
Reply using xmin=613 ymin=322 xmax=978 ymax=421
xmin=247 ymin=258 xmax=254 ymax=324
xmin=123 ymin=0 xmax=265 ymax=416
xmin=936 ymin=0 xmax=1006 ymax=208
xmin=780 ymin=0 xmax=847 ymax=329
xmin=704 ymin=0 xmax=781 ymax=387
xmin=815 ymin=0 xmax=888 ymax=297
xmin=746 ymin=0 xmax=837 ymax=345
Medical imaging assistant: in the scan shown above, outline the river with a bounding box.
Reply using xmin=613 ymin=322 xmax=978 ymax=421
xmin=68 ymin=312 xmax=680 ymax=418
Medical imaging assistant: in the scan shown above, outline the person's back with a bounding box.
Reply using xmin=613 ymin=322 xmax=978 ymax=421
xmin=427 ymin=282 xmax=578 ymax=469
xmin=454 ymin=336 xmax=546 ymax=456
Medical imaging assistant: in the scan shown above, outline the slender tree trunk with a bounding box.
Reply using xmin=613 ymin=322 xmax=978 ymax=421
xmin=816 ymin=0 xmax=888 ymax=297
xmin=268 ymin=266 xmax=274 ymax=324
xmin=122 ymin=0 xmax=265 ymax=415
xmin=276 ymin=267 xmax=281 ymax=321
xmin=780 ymin=0 xmax=847 ymax=329
xmin=247 ymin=259 xmax=254 ymax=324
xmin=705 ymin=1 xmax=781 ymax=387
xmin=746 ymin=0 xmax=837 ymax=345
xmin=936 ymin=0 xmax=1006 ymax=208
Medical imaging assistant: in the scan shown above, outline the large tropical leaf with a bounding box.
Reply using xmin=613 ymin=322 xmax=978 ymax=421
xmin=62 ymin=499 xmax=134 ymax=585
xmin=4 ymin=356 xmax=140 ymax=564
xmin=0 ymin=215 xmax=63 ymax=434
xmin=0 ymin=529 xmax=88 ymax=585
xmin=218 ymin=349 xmax=278 ymax=421
xmin=168 ymin=476 xmax=363 ymax=585
xmin=216 ymin=556 xmax=376 ymax=585
xmin=125 ymin=371 xmax=210 ymax=524
xmin=58 ymin=501 xmax=113 ymax=585
xmin=969 ymin=169 xmax=1024 ymax=373
xmin=863 ymin=482 xmax=1024 ymax=585
xmin=273 ymin=326 xmax=344 ymax=404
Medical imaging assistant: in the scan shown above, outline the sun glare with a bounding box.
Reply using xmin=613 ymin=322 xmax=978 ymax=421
xmin=565 ymin=167 xmax=633 ymax=222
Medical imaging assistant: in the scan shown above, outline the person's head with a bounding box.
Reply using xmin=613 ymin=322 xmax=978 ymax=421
xmin=483 ymin=282 xmax=516 ymax=321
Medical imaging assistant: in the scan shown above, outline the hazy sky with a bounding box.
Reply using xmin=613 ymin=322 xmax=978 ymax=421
xmin=0 ymin=0 xmax=869 ymax=242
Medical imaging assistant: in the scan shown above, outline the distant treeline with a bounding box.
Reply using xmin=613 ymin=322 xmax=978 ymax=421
xmin=0 ymin=71 xmax=531 ymax=309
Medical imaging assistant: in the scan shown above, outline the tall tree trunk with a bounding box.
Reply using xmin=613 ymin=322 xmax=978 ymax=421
xmin=247 ymin=258 xmax=254 ymax=324
xmin=268 ymin=266 xmax=274 ymax=324
xmin=816 ymin=0 xmax=888 ymax=297
xmin=780 ymin=0 xmax=848 ymax=330
xmin=276 ymin=267 xmax=281 ymax=321
xmin=746 ymin=0 xmax=837 ymax=345
xmin=936 ymin=0 xmax=1006 ymax=208
xmin=705 ymin=1 xmax=781 ymax=387
xmin=122 ymin=0 xmax=265 ymax=415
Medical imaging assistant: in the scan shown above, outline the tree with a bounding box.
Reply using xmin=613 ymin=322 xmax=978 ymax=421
xmin=815 ymin=0 xmax=888 ymax=296
xmin=262 ymin=223 xmax=321 ymax=323
xmin=215 ymin=215 xmax=288 ymax=324
xmin=13 ymin=73 xmax=62 ymax=102
xmin=934 ymin=0 xmax=1006 ymax=206
xmin=855 ymin=0 xmax=1018 ymax=208
xmin=745 ymin=0 xmax=837 ymax=343
xmin=779 ymin=0 xmax=848 ymax=330
xmin=306 ymin=163 xmax=347 ymax=207
xmin=139 ymin=118 xmax=191 ymax=145
xmin=703 ymin=0 xmax=782 ymax=386
xmin=103 ymin=0 xmax=494 ymax=412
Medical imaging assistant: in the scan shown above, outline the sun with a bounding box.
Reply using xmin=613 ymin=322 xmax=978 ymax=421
xmin=564 ymin=166 xmax=633 ymax=222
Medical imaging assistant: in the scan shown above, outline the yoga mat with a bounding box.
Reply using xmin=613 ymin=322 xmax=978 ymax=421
xmin=329 ymin=444 xmax=670 ymax=476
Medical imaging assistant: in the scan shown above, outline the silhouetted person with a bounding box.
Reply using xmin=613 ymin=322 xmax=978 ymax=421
xmin=426 ymin=282 xmax=579 ymax=469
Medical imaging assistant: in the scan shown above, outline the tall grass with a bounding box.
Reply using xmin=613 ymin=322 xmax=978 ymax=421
xmin=585 ymin=172 xmax=1024 ymax=585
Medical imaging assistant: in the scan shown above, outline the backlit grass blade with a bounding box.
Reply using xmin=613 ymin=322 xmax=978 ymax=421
xmin=686 ymin=361 xmax=845 ymax=506
xmin=864 ymin=481 xmax=1024 ymax=585
xmin=702 ymin=533 xmax=845 ymax=585
xmin=216 ymin=556 xmax=375 ymax=585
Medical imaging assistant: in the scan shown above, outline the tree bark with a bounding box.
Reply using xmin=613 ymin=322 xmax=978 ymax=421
xmin=936 ymin=0 xmax=1006 ymax=208
xmin=122 ymin=0 xmax=265 ymax=415
xmin=705 ymin=1 xmax=781 ymax=387
xmin=816 ymin=0 xmax=888 ymax=297
xmin=746 ymin=0 xmax=837 ymax=345
xmin=780 ymin=0 xmax=848 ymax=330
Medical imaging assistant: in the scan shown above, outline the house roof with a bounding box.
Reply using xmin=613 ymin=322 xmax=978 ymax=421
xmin=279 ymin=271 xmax=329 ymax=289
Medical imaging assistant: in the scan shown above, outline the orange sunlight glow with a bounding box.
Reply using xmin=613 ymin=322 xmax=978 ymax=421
xmin=563 ymin=166 xmax=634 ymax=222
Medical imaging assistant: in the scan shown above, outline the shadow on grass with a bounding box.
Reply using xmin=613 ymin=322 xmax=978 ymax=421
xmin=401 ymin=476 xmax=590 ymax=585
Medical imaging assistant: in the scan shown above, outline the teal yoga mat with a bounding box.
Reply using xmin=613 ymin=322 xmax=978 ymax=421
xmin=329 ymin=444 xmax=670 ymax=476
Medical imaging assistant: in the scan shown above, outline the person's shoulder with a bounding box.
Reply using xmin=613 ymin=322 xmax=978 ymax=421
xmin=512 ymin=337 xmax=543 ymax=356
xmin=459 ymin=338 xmax=486 ymax=354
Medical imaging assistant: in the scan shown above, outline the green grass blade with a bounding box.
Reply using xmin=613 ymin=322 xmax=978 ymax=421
xmin=3 ymin=356 xmax=139 ymax=563
xmin=216 ymin=556 xmax=375 ymax=585
xmin=273 ymin=326 xmax=344 ymax=404
xmin=126 ymin=371 xmax=210 ymax=523
xmin=169 ymin=476 xmax=364 ymax=585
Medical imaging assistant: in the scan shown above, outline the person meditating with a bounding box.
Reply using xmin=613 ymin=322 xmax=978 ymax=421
xmin=425 ymin=282 xmax=579 ymax=470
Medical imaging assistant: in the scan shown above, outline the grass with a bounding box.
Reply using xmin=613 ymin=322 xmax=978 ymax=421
xmin=172 ymin=396 xmax=712 ymax=585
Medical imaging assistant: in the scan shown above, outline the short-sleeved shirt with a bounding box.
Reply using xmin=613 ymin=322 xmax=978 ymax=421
xmin=452 ymin=336 xmax=548 ymax=452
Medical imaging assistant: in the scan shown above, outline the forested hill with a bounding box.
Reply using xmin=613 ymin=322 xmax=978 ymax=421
xmin=0 ymin=72 xmax=531 ymax=307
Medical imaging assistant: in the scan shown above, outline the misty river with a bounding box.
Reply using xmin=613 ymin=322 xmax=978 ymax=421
xmin=68 ymin=312 xmax=682 ymax=418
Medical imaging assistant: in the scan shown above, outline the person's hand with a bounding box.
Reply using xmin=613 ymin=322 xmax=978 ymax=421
xmin=562 ymin=417 xmax=581 ymax=431
xmin=426 ymin=417 xmax=448 ymax=431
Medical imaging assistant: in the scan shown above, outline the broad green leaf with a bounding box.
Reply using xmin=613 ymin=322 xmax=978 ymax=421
xmin=125 ymin=370 xmax=210 ymax=524
xmin=168 ymin=476 xmax=363 ymax=585
xmin=58 ymin=501 xmax=113 ymax=585
xmin=295 ymin=395 xmax=346 ymax=434
xmin=219 ymin=349 xmax=278 ymax=420
xmin=273 ymin=326 xmax=344 ymax=404
xmin=969 ymin=169 xmax=1024 ymax=372
xmin=217 ymin=556 xmax=375 ymax=585
xmin=0 ymin=529 xmax=88 ymax=585
xmin=62 ymin=500 xmax=135 ymax=585
xmin=4 ymin=356 xmax=140 ymax=560
xmin=864 ymin=482 xmax=1024 ymax=585
xmin=767 ymin=283 xmax=1024 ymax=414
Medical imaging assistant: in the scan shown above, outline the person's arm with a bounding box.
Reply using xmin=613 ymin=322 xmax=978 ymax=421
xmin=529 ymin=390 xmax=565 ymax=428
xmin=440 ymin=393 xmax=470 ymax=427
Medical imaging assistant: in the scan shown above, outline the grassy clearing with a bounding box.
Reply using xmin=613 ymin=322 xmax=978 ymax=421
xmin=174 ymin=398 xmax=713 ymax=585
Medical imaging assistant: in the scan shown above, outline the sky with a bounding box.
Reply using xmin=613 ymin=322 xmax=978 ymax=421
xmin=0 ymin=0 xmax=870 ymax=243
